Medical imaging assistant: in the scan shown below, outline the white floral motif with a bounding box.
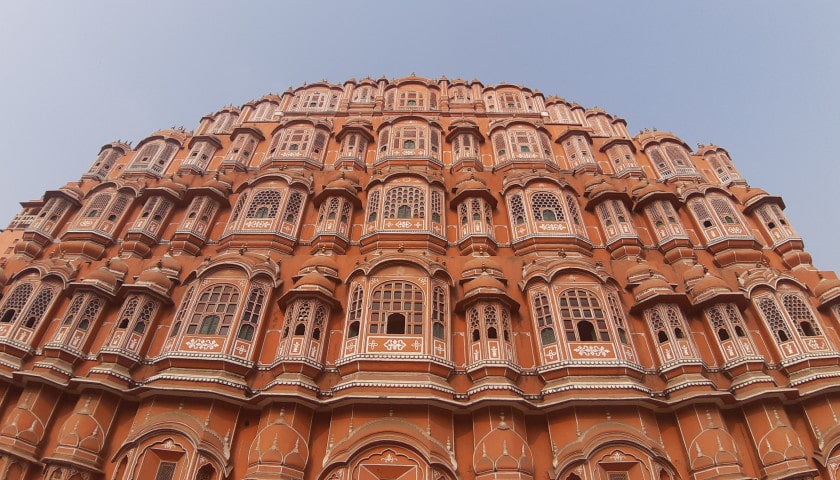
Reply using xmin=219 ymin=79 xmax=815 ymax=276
xmin=384 ymin=339 xmax=406 ymax=351
xmin=573 ymin=345 xmax=611 ymax=357
xmin=185 ymin=338 xmax=219 ymax=350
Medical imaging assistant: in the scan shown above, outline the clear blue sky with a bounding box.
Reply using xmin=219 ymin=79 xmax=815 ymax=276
xmin=1 ymin=1 xmax=838 ymax=272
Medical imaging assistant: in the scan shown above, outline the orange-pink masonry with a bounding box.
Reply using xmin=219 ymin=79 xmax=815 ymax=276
xmin=0 ymin=75 xmax=838 ymax=480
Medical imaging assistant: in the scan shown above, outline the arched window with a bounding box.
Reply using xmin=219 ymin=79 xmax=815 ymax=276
xmin=85 ymin=146 xmax=124 ymax=180
xmin=383 ymin=186 xmax=425 ymax=219
xmin=51 ymin=292 xmax=104 ymax=349
xmin=0 ymin=283 xmax=34 ymax=325
xmin=369 ymin=281 xmax=423 ymax=335
xmin=534 ymin=293 xmax=556 ymax=345
xmin=646 ymin=304 xmax=697 ymax=363
xmin=558 ymin=289 xmax=610 ymax=342
xmin=530 ymin=192 xmax=564 ymax=222
xmin=246 ymin=190 xmax=282 ymax=219
xmin=128 ymin=140 xmax=179 ymax=175
xmin=782 ymin=294 xmax=822 ymax=337
xmin=237 ymin=286 xmax=266 ymax=341
xmin=432 ymin=286 xmax=446 ymax=339
xmin=346 ymin=285 xmax=364 ymax=339
xmin=187 ymin=284 xmax=240 ymax=336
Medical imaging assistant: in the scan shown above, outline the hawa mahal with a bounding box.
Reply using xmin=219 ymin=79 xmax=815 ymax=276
xmin=0 ymin=75 xmax=838 ymax=480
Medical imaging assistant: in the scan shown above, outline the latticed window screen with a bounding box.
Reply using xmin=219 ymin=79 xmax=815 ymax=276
xmin=106 ymin=194 xmax=130 ymax=221
xmin=432 ymin=286 xmax=446 ymax=339
xmin=238 ymin=286 xmax=266 ymax=341
xmin=83 ymin=193 xmax=111 ymax=218
xmin=758 ymin=297 xmax=793 ymax=343
xmin=63 ymin=295 xmax=85 ymax=325
xmin=509 ymin=194 xmax=526 ymax=225
xmin=431 ymin=191 xmax=442 ymax=223
xmin=246 ymin=190 xmax=282 ymax=219
xmin=484 ymin=304 xmax=498 ymax=338
xmin=346 ymin=285 xmax=364 ymax=338
xmin=558 ymin=289 xmax=610 ymax=342
xmin=29 ymin=197 xmax=66 ymax=234
xmin=690 ymin=200 xmax=715 ymax=228
xmin=650 ymin=149 xmax=672 ymax=176
xmin=565 ymin=195 xmax=583 ymax=226
xmin=369 ymin=281 xmax=423 ymax=335
xmin=646 ymin=305 xmax=689 ymax=345
xmin=383 ymin=187 xmax=425 ymax=219
xmin=709 ymin=195 xmax=742 ymax=225
xmin=782 ymin=294 xmax=822 ymax=336
xmin=0 ymin=283 xmax=34 ymax=324
xmin=88 ymin=147 xmax=122 ymax=177
xmin=292 ymin=301 xmax=312 ymax=336
xmin=169 ymin=286 xmax=195 ymax=338
xmin=187 ymin=284 xmax=240 ymax=336
xmin=665 ymin=145 xmax=691 ymax=168
xmin=493 ymin=133 xmax=507 ymax=158
xmin=533 ymin=293 xmax=555 ymax=344
xmin=63 ymin=293 xmax=103 ymax=334
xmin=283 ymin=191 xmax=303 ymax=223
xmin=152 ymin=143 xmax=177 ymax=174
xmin=133 ymin=299 xmax=158 ymax=334
xmin=352 ymin=86 xmax=373 ymax=102
xmin=229 ymin=193 xmax=248 ymax=223
xmin=117 ymin=298 xmax=139 ymax=329
xmin=21 ymin=284 xmax=58 ymax=329
xmin=530 ymin=192 xmax=564 ymax=222
xmin=366 ymin=190 xmax=380 ymax=222
xmin=340 ymin=202 xmax=351 ymax=224
xmin=155 ymin=462 xmax=176 ymax=480
xmin=312 ymin=305 xmax=326 ymax=340
xmin=469 ymin=308 xmax=481 ymax=341
xmin=607 ymin=292 xmax=629 ymax=345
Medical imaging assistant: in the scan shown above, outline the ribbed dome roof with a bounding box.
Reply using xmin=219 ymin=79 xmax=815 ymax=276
xmin=463 ymin=273 xmax=507 ymax=296
xmin=633 ymin=276 xmax=674 ymax=301
xmin=136 ymin=268 xmax=172 ymax=292
xmin=295 ymin=271 xmax=334 ymax=292
xmin=300 ymin=255 xmax=339 ymax=272
xmin=87 ymin=265 xmax=118 ymax=290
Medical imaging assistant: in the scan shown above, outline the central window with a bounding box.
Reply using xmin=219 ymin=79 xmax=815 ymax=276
xmin=187 ymin=284 xmax=240 ymax=336
xmin=369 ymin=281 xmax=423 ymax=335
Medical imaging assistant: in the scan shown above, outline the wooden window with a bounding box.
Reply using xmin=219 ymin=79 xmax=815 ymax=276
xmin=369 ymin=281 xmax=423 ymax=335
xmin=187 ymin=284 xmax=240 ymax=336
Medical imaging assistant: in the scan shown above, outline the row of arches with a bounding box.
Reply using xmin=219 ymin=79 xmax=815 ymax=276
xmin=85 ymin=119 xmax=743 ymax=191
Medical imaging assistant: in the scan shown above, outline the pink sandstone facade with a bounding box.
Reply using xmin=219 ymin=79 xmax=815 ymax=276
xmin=0 ymin=75 xmax=839 ymax=480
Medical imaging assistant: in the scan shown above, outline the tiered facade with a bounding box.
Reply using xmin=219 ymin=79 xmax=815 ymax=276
xmin=1 ymin=75 xmax=840 ymax=480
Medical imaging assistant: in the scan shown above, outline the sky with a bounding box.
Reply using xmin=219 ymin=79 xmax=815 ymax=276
xmin=0 ymin=1 xmax=838 ymax=272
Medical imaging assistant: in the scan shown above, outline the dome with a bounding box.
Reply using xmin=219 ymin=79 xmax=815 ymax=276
xmin=473 ymin=419 xmax=534 ymax=475
xmin=693 ymin=273 xmax=732 ymax=295
xmin=682 ymin=264 xmax=707 ymax=286
xmin=249 ymin=420 xmax=309 ymax=470
xmin=157 ymin=254 xmax=182 ymax=278
xmin=631 ymin=179 xmax=670 ymax=201
xmin=461 ymin=257 xmax=504 ymax=282
xmin=135 ymin=268 xmax=172 ymax=293
xmin=814 ymin=275 xmax=840 ymax=306
xmin=463 ymin=273 xmax=507 ymax=298
xmin=626 ymin=260 xmax=667 ymax=285
xmin=86 ymin=266 xmax=118 ymax=290
xmin=156 ymin=176 xmax=188 ymax=197
xmin=57 ymin=183 xmax=84 ymax=202
xmin=633 ymin=276 xmax=674 ymax=302
xmin=294 ymin=271 xmax=334 ymax=292
xmin=585 ymin=176 xmax=623 ymax=200
xmin=324 ymin=176 xmax=359 ymax=192
xmin=107 ymin=257 xmax=129 ymax=276
xmin=300 ymin=255 xmax=339 ymax=272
